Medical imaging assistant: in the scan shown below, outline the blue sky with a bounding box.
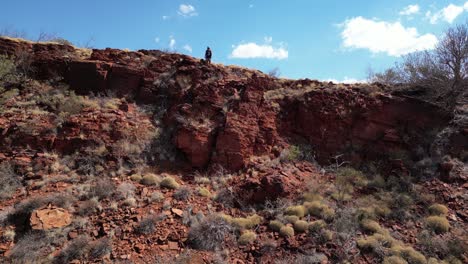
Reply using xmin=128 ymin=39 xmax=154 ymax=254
xmin=1 ymin=0 xmax=468 ymax=81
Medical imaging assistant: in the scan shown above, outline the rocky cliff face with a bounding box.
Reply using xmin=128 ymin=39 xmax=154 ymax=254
xmin=1 ymin=37 xmax=460 ymax=174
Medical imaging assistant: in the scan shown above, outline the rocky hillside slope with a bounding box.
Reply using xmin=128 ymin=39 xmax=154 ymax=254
xmin=0 ymin=37 xmax=466 ymax=263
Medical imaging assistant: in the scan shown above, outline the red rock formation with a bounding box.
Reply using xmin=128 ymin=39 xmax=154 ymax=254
xmin=0 ymin=37 xmax=459 ymax=172
xmin=30 ymin=206 xmax=72 ymax=230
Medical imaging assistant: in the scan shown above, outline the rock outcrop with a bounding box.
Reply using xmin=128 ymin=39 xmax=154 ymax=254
xmin=30 ymin=206 xmax=72 ymax=230
xmin=0 ymin=37 xmax=463 ymax=175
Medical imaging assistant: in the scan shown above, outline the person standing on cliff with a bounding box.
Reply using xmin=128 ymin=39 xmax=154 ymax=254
xmin=205 ymin=47 xmax=212 ymax=64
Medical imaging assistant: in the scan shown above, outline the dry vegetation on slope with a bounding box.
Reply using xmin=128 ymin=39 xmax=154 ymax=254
xmin=0 ymin=37 xmax=466 ymax=263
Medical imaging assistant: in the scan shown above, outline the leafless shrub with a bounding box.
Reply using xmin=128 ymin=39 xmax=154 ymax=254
xmin=77 ymin=198 xmax=101 ymax=216
xmin=0 ymin=27 xmax=27 ymax=38
xmin=187 ymin=216 xmax=234 ymax=251
xmin=8 ymin=231 xmax=54 ymax=263
xmin=88 ymin=179 xmax=116 ymax=200
xmin=136 ymin=214 xmax=165 ymax=235
xmin=173 ymin=187 xmax=192 ymax=201
xmin=89 ymin=237 xmax=112 ymax=259
xmin=0 ymin=162 xmax=21 ymax=200
xmin=268 ymin=67 xmax=281 ymax=78
xmin=54 ymin=235 xmax=91 ymax=263
xmin=214 ymin=188 xmax=236 ymax=208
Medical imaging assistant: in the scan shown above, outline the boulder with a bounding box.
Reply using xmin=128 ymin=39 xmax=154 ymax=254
xmin=30 ymin=206 xmax=72 ymax=230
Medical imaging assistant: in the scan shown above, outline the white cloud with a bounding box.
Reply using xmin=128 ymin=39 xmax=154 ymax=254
xmin=230 ymin=42 xmax=288 ymax=60
xmin=325 ymin=77 xmax=367 ymax=84
xmin=178 ymin=4 xmax=198 ymax=17
xmin=162 ymin=15 xmax=170 ymax=20
xmin=399 ymin=4 xmax=420 ymax=16
xmin=427 ymin=3 xmax=465 ymax=24
xmin=341 ymin=16 xmax=438 ymax=57
xmin=169 ymin=36 xmax=176 ymax=50
xmin=183 ymin=44 xmax=192 ymax=53
xmin=264 ymin=36 xmax=273 ymax=43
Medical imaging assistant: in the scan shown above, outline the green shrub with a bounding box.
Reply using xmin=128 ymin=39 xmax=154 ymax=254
xmin=269 ymin=220 xmax=284 ymax=232
xmin=293 ymin=220 xmax=309 ymax=233
xmin=285 ymin=205 xmax=306 ymax=217
xmin=280 ymin=145 xmax=301 ymax=161
xmin=160 ymin=176 xmax=180 ymax=189
xmin=140 ymin=173 xmax=161 ymax=186
xmin=426 ymin=216 xmax=450 ymax=234
xmin=308 ymin=220 xmax=326 ymax=233
xmin=428 ymin=204 xmax=449 ymax=216
xmin=238 ymin=230 xmax=256 ymax=245
xmin=383 ymin=256 xmax=408 ymax=264
xmin=0 ymin=55 xmax=17 ymax=84
xmin=279 ymin=226 xmax=295 ymax=238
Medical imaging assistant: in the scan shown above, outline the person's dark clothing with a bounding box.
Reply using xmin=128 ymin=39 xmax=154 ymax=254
xmin=205 ymin=48 xmax=212 ymax=64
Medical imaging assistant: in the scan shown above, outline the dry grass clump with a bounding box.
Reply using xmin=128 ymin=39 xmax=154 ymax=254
xmin=2 ymin=229 xmax=15 ymax=241
xmin=357 ymin=233 xmax=398 ymax=252
xmin=269 ymin=220 xmax=284 ymax=232
xmin=293 ymin=220 xmax=309 ymax=233
xmin=383 ymin=256 xmax=408 ymax=264
xmin=130 ymin=174 xmax=143 ymax=182
xmin=230 ymin=214 xmax=263 ymax=230
xmin=279 ymin=226 xmax=295 ymax=238
xmin=425 ymin=216 xmax=450 ymax=234
xmin=150 ymin=191 xmax=164 ymax=203
xmin=160 ymin=176 xmax=180 ymax=189
xmin=197 ymin=187 xmax=211 ymax=197
xmin=360 ymin=219 xmax=385 ymax=234
xmin=284 ymin=215 xmax=300 ymax=223
xmin=122 ymin=197 xmax=137 ymax=207
xmin=238 ymin=230 xmax=256 ymax=245
xmin=303 ymin=201 xmax=335 ymax=221
xmin=284 ymin=205 xmax=306 ymax=217
xmin=332 ymin=167 xmax=367 ymax=202
xmin=302 ymin=192 xmax=323 ymax=202
xmin=140 ymin=173 xmax=161 ymax=186
xmin=117 ymin=182 xmax=135 ymax=199
xmin=308 ymin=220 xmax=326 ymax=233
xmin=390 ymin=245 xmax=427 ymax=264
xmin=428 ymin=204 xmax=449 ymax=216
